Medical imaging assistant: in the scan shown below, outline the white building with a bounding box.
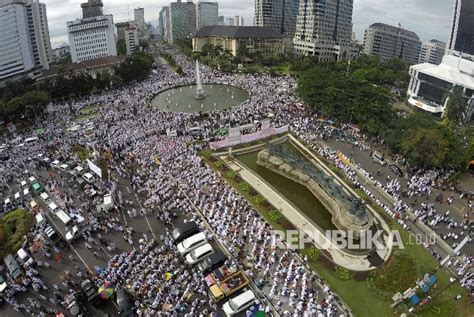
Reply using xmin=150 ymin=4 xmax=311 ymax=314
xmin=419 ymin=40 xmax=446 ymax=65
xmin=196 ymin=1 xmax=218 ymax=30
xmin=0 ymin=0 xmax=52 ymax=82
xmin=67 ymin=0 xmax=117 ymax=63
xmin=363 ymin=23 xmax=422 ymax=64
xmin=407 ymin=54 xmax=474 ymax=118
xmin=293 ymin=0 xmax=354 ymax=61
xmin=233 ymin=15 xmax=244 ymax=26
xmin=125 ymin=26 xmax=139 ymax=55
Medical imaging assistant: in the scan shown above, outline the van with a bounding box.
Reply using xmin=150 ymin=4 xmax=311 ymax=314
xmin=177 ymin=232 xmax=207 ymax=255
xmin=51 ymin=160 xmax=60 ymax=168
xmin=82 ymin=172 xmax=94 ymax=183
xmin=16 ymin=248 xmax=34 ymax=267
xmin=20 ymin=180 xmax=27 ymax=187
xmin=14 ymin=192 xmax=21 ymax=202
xmin=59 ymin=164 xmax=69 ymax=171
xmin=35 ymin=212 xmax=46 ymax=226
xmin=222 ymin=290 xmax=256 ymax=316
xmin=185 ymin=243 xmax=214 ymax=265
xmin=372 ymin=152 xmax=386 ymax=166
xmin=40 ymin=192 xmax=49 ymax=202
xmin=28 ymin=176 xmax=36 ymax=183
xmin=3 ymin=198 xmax=11 ymax=209
xmin=173 ymin=221 xmax=200 ymax=244
xmin=23 ymin=188 xmax=30 ymax=197
xmin=74 ymin=165 xmax=84 ymax=174
xmin=197 ymin=250 xmax=227 ymax=274
xmin=0 ymin=274 xmax=7 ymax=293
xmin=48 ymin=202 xmax=58 ymax=213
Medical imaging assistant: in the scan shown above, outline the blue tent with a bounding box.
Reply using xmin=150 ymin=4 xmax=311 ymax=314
xmin=421 ymin=283 xmax=430 ymax=293
xmin=409 ymin=294 xmax=421 ymax=305
xmin=426 ymin=275 xmax=437 ymax=286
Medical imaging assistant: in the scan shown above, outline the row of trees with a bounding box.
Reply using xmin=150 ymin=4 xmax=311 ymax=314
xmin=297 ymin=55 xmax=472 ymax=170
xmin=0 ymin=51 xmax=154 ymax=123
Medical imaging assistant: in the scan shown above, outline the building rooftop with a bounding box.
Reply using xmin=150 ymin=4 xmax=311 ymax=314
xmin=194 ymin=26 xmax=283 ymax=39
xmin=411 ymin=54 xmax=474 ymax=89
xmin=369 ymin=22 xmax=419 ymax=39
xmin=39 ymin=55 xmax=124 ymax=79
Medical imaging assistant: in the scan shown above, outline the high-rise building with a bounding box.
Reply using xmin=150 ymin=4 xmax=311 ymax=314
xmin=0 ymin=0 xmax=52 ymax=81
xmin=226 ymin=17 xmax=234 ymax=26
xmin=293 ymin=0 xmax=354 ymax=61
xmin=234 ymin=16 xmax=244 ymax=26
xmin=67 ymin=0 xmax=117 ymax=63
xmin=448 ymin=0 xmax=474 ymax=56
xmin=169 ymin=0 xmax=196 ymax=43
xmin=363 ymin=23 xmax=421 ymax=64
xmin=196 ymin=1 xmax=219 ymax=30
xmin=134 ymin=8 xmax=145 ymax=26
xmin=254 ymin=0 xmax=299 ymax=37
xmin=419 ymin=40 xmax=446 ymax=65
xmin=158 ymin=6 xmax=170 ymax=41
xmin=81 ymin=0 xmax=103 ymax=18
xmin=125 ymin=25 xmax=139 ymax=55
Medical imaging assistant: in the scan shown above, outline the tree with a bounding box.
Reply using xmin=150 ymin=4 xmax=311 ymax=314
xmin=443 ymin=86 xmax=467 ymax=126
xmin=116 ymin=39 xmax=127 ymax=55
xmin=401 ymin=128 xmax=449 ymax=168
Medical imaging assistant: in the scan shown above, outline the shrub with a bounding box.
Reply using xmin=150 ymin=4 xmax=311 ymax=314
xmin=225 ymin=170 xmax=236 ymax=179
xmin=354 ymin=271 xmax=368 ymax=281
xmin=268 ymin=209 xmax=283 ymax=224
xmin=234 ymin=175 xmax=242 ymax=183
xmin=249 ymin=188 xmax=258 ymax=196
xmin=239 ymin=182 xmax=251 ymax=192
xmin=261 ymin=200 xmax=271 ymax=209
xmin=253 ymin=194 xmax=265 ymax=206
xmin=334 ymin=266 xmax=351 ymax=280
xmin=199 ymin=149 xmax=213 ymax=158
xmin=302 ymin=246 xmax=320 ymax=262
xmin=214 ymin=161 xmax=223 ymax=170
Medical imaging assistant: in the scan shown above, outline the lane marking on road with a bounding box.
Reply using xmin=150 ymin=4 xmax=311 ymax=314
xmin=134 ymin=193 xmax=156 ymax=239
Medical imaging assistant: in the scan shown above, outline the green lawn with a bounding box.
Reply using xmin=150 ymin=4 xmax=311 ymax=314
xmin=203 ymin=154 xmax=472 ymax=317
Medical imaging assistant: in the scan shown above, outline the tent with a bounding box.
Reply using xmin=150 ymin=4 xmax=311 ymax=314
xmin=409 ymin=294 xmax=420 ymax=305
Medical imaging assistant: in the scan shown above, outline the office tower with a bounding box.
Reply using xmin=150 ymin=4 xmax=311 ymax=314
xmin=81 ymin=0 xmax=103 ymax=18
xmin=134 ymin=7 xmax=145 ymax=26
xmin=293 ymin=0 xmax=354 ymax=61
xmin=169 ymin=0 xmax=196 ymax=43
xmin=0 ymin=0 xmax=53 ymax=81
xmin=234 ymin=15 xmax=244 ymax=26
xmin=447 ymin=0 xmax=474 ymax=56
xmin=363 ymin=23 xmax=422 ymax=64
xmin=226 ymin=17 xmax=234 ymax=26
xmin=419 ymin=40 xmax=446 ymax=65
xmin=196 ymin=1 xmax=219 ymax=30
xmin=254 ymin=0 xmax=299 ymax=37
xmin=158 ymin=6 xmax=170 ymax=41
xmin=67 ymin=0 xmax=117 ymax=63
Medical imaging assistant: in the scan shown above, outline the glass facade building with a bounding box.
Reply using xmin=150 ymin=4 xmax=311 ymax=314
xmin=448 ymin=0 xmax=474 ymax=56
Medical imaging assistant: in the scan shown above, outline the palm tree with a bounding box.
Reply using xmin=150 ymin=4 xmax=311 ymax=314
xmin=444 ymin=86 xmax=467 ymax=126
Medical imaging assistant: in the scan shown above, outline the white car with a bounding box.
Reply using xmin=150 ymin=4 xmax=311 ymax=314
xmin=82 ymin=172 xmax=94 ymax=183
xmin=222 ymin=290 xmax=256 ymax=316
xmin=185 ymin=243 xmax=214 ymax=265
xmin=177 ymin=232 xmax=207 ymax=255
xmin=51 ymin=160 xmax=60 ymax=168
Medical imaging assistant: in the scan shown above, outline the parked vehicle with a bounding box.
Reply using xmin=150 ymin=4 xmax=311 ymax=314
xmin=4 ymin=254 xmax=23 ymax=281
xmin=204 ymin=265 xmax=236 ymax=287
xmin=177 ymin=232 xmax=207 ymax=255
xmin=82 ymin=172 xmax=94 ymax=183
xmin=372 ymin=152 xmax=386 ymax=166
xmin=0 ymin=274 xmax=8 ymax=293
xmin=116 ymin=287 xmax=134 ymax=316
xmin=172 ymin=221 xmax=200 ymax=244
xmin=198 ymin=251 xmax=228 ymax=274
xmin=209 ymin=271 xmax=249 ymax=302
xmin=222 ymin=290 xmax=256 ymax=316
xmin=16 ymin=248 xmax=34 ymax=267
xmin=81 ymin=279 xmax=102 ymax=307
xmin=185 ymin=244 xmax=214 ymax=265
xmin=389 ymin=163 xmax=404 ymax=177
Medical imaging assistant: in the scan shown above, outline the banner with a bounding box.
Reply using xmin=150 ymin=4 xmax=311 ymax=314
xmin=210 ymin=125 xmax=289 ymax=150
xmin=87 ymin=159 xmax=102 ymax=178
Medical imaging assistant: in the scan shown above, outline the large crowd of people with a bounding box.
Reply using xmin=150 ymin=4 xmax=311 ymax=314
xmin=0 ymin=45 xmax=472 ymax=315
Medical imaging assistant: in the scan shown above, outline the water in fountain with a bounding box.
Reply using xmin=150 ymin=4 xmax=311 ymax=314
xmin=194 ymin=60 xmax=206 ymax=100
